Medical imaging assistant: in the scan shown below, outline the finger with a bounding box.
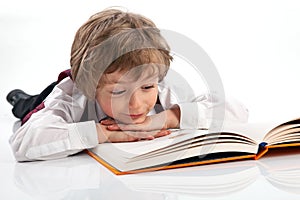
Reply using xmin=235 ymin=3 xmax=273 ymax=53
xmin=106 ymin=129 xmax=156 ymax=142
xmin=108 ymin=123 xmax=153 ymax=131
xmin=107 ymin=131 xmax=140 ymax=143
xmin=107 ymin=124 xmax=122 ymax=131
xmin=123 ymin=130 xmax=154 ymax=140
xmin=105 ymin=129 xmax=171 ymax=143
xmin=100 ymin=119 xmax=117 ymax=126
xmin=154 ymin=129 xmax=171 ymax=138
xmin=124 ymin=130 xmax=170 ymax=140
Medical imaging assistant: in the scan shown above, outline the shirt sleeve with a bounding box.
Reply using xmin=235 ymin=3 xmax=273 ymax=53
xmin=158 ymin=79 xmax=249 ymax=129
xmin=9 ymin=78 xmax=99 ymax=161
xmin=177 ymin=94 xmax=249 ymax=129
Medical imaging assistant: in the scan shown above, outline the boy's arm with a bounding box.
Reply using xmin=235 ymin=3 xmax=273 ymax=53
xmin=9 ymin=79 xmax=99 ymax=161
xmin=176 ymin=94 xmax=249 ymax=129
xmin=9 ymin=117 xmax=98 ymax=161
xmin=157 ymin=78 xmax=249 ymax=129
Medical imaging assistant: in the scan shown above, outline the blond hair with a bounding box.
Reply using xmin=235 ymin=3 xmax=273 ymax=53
xmin=70 ymin=8 xmax=173 ymax=99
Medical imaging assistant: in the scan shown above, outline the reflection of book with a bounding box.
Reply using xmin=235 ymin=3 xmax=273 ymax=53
xmin=257 ymin=147 xmax=300 ymax=195
xmin=119 ymin=162 xmax=259 ymax=197
xmin=87 ymin=117 xmax=300 ymax=175
xmin=118 ymin=149 xmax=300 ymax=197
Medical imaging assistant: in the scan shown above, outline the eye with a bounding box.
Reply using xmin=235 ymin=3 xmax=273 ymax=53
xmin=111 ymin=90 xmax=126 ymax=95
xmin=142 ymin=84 xmax=155 ymax=90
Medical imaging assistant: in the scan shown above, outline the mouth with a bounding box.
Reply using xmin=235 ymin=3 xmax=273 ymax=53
xmin=127 ymin=113 xmax=144 ymax=119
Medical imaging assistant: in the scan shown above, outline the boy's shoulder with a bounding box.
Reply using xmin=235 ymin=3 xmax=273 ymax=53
xmin=49 ymin=77 xmax=84 ymax=100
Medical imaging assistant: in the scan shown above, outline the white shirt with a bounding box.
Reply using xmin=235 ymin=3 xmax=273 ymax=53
xmin=9 ymin=77 xmax=248 ymax=161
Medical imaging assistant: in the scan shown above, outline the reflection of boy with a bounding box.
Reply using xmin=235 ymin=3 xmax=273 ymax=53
xmin=7 ymin=8 xmax=248 ymax=161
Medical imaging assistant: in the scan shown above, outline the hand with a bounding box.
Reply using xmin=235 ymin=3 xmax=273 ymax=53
xmin=96 ymin=122 xmax=171 ymax=143
xmin=105 ymin=106 xmax=180 ymax=132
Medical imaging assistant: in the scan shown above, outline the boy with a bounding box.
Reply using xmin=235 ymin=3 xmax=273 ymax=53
xmin=7 ymin=8 xmax=248 ymax=161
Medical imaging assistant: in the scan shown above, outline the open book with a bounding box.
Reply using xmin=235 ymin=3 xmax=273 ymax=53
xmin=87 ymin=117 xmax=300 ymax=175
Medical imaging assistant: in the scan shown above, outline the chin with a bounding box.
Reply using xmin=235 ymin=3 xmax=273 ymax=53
xmin=118 ymin=117 xmax=146 ymax=125
xmin=131 ymin=118 xmax=147 ymax=124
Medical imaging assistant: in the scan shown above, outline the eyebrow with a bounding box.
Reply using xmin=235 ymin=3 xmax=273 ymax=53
xmin=104 ymin=72 xmax=159 ymax=85
xmin=104 ymin=76 xmax=130 ymax=85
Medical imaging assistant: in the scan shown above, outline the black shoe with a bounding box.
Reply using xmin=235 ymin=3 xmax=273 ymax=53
xmin=6 ymin=89 xmax=31 ymax=106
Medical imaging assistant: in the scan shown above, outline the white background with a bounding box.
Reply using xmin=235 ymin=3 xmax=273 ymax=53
xmin=0 ymin=0 xmax=300 ymax=165
xmin=1 ymin=0 xmax=300 ymax=123
xmin=0 ymin=1 xmax=300 ymax=199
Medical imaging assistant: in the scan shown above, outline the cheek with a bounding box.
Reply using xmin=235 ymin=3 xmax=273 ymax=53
xmin=96 ymin=91 xmax=114 ymax=117
xmin=97 ymin=95 xmax=124 ymax=118
xmin=146 ymin=89 xmax=159 ymax=108
xmin=101 ymin=102 xmax=113 ymax=117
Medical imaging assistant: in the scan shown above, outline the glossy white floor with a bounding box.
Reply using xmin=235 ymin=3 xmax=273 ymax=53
xmin=1 ymin=1 xmax=300 ymax=199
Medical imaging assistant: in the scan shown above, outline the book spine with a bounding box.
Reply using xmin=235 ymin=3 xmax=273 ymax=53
xmin=254 ymin=142 xmax=268 ymax=160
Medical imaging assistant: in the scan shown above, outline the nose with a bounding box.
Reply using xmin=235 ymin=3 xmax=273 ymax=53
xmin=128 ymin=91 xmax=142 ymax=109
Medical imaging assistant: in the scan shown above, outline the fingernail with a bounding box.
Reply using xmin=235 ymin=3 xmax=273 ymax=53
xmin=108 ymin=125 xmax=118 ymax=130
xmin=147 ymin=136 xmax=154 ymax=140
xmin=163 ymin=130 xmax=171 ymax=136
xmin=100 ymin=120 xmax=108 ymax=124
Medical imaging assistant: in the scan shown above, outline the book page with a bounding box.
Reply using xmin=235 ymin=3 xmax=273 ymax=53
xmin=220 ymin=121 xmax=284 ymax=144
xmin=93 ymin=128 xmax=259 ymax=158
xmin=93 ymin=129 xmax=209 ymax=156
xmin=89 ymin=122 xmax=283 ymax=172
xmin=263 ymin=118 xmax=300 ymax=145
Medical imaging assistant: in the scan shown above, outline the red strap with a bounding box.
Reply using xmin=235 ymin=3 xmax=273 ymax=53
xmin=57 ymin=69 xmax=72 ymax=82
xmin=21 ymin=102 xmax=45 ymax=125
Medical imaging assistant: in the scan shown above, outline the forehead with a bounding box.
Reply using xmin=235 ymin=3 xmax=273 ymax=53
xmin=102 ymin=65 xmax=160 ymax=85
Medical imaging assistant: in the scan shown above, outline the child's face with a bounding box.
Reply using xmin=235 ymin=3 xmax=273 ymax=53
xmin=96 ymin=68 xmax=159 ymax=124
